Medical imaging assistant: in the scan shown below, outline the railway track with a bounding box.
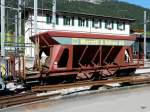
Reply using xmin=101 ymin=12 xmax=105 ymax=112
xmin=0 ymin=92 xmax=60 ymax=109
xmin=0 ymin=74 xmax=150 ymax=109
xmin=32 ymin=75 xmax=150 ymax=92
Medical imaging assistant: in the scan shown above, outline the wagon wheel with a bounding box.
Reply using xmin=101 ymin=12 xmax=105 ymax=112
xmin=91 ymin=72 xmax=102 ymax=81
xmin=62 ymin=74 xmax=77 ymax=84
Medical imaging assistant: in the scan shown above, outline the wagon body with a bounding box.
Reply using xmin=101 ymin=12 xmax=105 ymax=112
xmin=29 ymin=31 xmax=143 ymax=80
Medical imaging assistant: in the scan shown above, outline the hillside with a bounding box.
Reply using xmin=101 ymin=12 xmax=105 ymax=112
xmin=3 ymin=0 xmax=150 ymax=33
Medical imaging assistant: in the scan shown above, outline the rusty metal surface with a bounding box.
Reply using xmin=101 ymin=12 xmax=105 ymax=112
xmin=26 ymin=30 xmax=144 ymax=81
xmin=2 ymin=54 xmax=25 ymax=80
xmin=30 ymin=31 xmax=136 ymax=44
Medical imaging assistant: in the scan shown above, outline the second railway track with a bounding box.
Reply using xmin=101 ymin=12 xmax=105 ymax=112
xmin=0 ymin=92 xmax=60 ymax=109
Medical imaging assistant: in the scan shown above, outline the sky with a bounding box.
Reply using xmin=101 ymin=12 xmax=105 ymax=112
xmin=120 ymin=0 xmax=150 ymax=9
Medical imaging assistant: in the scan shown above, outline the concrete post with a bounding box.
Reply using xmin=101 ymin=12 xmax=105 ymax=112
xmin=144 ymin=11 xmax=147 ymax=63
xmin=0 ymin=0 xmax=6 ymax=82
xmin=18 ymin=0 xmax=22 ymax=36
xmin=1 ymin=0 xmax=5 ymax=57
xmin=52 ymin=0 xmax=56 ymax=29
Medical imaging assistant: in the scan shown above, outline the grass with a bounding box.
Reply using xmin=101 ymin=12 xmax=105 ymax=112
xmin=147 ymin=32 xmax=150 ymax=36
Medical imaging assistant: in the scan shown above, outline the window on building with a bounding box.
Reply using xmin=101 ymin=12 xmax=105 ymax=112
xmin=72 ymin=17 xmax=74 ymax=26
xmin=105 ymin=20 xmax=114 ymax=30
xmin=46 ymin=14 xmax=52 ymax=24
xmin=92 ymin=19 xmax=101 ymax=28
xmin=46 ymin=14 xmax=59 ymax=25
xmin=86 ymin=19 xmax=89 ymax=27
xmin=56 ymin=15 xmax=59 ymax=25
xmin=117 ymin=22 xmax=125 ymax=30
xmin=78 ymin=18 xmax=88 ymax=27
xmin=63 ymin=16 xmax=74 ymax=26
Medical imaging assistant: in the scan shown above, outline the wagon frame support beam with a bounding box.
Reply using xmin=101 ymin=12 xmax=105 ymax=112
xmin=41 ymin=36 xmax=50 ymax=46
xmin=91 ymin=47 xmax=101 ymax=66
xmin=79 ymin=46 xmax=88 ymax=67
xmin=100 ymin=46 xmax=102 ymax=66
xmin=103 ymin=46 xmax=114 ymax=64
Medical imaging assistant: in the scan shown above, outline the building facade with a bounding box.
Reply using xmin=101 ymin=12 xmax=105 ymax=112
xmin=132 ymin=34 xmax=150 ymax=59
xmin=24 ymin=8 xmax=134 ymax=57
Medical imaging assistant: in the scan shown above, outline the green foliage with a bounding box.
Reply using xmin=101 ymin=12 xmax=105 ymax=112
xmin=65 ymin=0 xmax=150 ymax=31
xmin=0 ymin=33 xmax=25 ymax=47
xmin=147 ymin=32 xmax=150 ymax=36
xmin=0 ymin=33 xmax=25 ymax=53
xmin=17 ymin=35 xmax=25 ymax=43
xmin=5 ymin=34 xmax=15 ymax=47
xmin=0 ymin=33 xmax=14 ymax=46
xmin=25 ymin=0 xmax=150 ymax=31
xmin=3 ymin=0 xmax=150 ymax=32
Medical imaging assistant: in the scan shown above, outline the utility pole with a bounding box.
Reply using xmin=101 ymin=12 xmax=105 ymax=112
xmin=52 ymin=0 xmax=56 ymax=29
xmin=144 ymin=11 xmax=147 ymax=63
xmin=18 ymin=0 xmax=22 ymax=37
xmin=15 ymin=15 xmax=18 ymax=46
xmin=0 ymin=0 xmax=5 ymax=89
xmin=34 ymin=0 xmax=40 ymax=68
xmin=34 ymin=0 xmax=37 ymax=35
xmin=1 ymin=0 xmax=5 ymax=57
xmin=34 ymin=0 xmax=38 ymax=58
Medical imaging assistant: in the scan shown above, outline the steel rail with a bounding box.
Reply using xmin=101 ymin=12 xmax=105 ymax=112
xmin=0 ymin=92 xmax=60 ymax=109
xmin=0 ymin=92 xmax=35 ymax=101
xmin=0 ymin=75 xmax=150 ymax=109
xmin=32 ymin=75 xmax=150 ymax=92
